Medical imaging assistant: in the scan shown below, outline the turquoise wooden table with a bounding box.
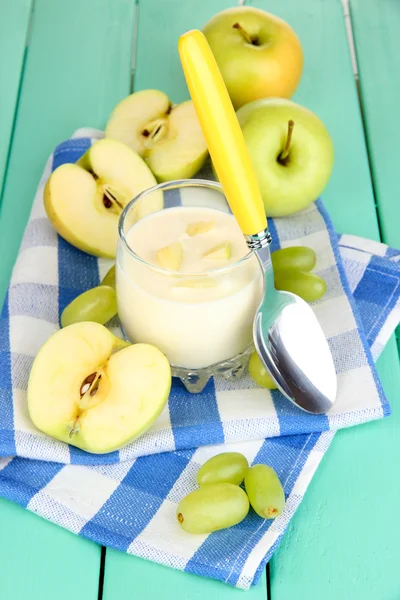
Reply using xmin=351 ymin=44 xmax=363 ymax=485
xmin=1 ymin=0 xmax=399 ymax=598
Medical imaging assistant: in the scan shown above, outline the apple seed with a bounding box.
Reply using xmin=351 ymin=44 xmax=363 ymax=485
xmin=141 ymin=118 xmax=168 ymax=148
xmin=102 ymin=187 xmax=124 ymax=212
xmin=80 ymin=371 xmax=97 ymax=397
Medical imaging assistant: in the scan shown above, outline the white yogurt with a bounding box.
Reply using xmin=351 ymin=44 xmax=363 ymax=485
xmin=116 ymin=206 xmax=263 ymax=369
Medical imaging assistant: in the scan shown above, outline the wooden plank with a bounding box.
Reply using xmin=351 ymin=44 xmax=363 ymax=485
xmin=0 ymin=0 xmax=33 ymax=198
xmin=103 ymin=550 xmax=267 ymax=600
xmin=0 ymin=498 xmax=100 ymax=600
xmin=258 ymin=1 xmax=400 ymax=599
xmin=350 ymin=0 xmax=400 ymax=249
xmin=0 ymin=0 xmax=135 ymax=598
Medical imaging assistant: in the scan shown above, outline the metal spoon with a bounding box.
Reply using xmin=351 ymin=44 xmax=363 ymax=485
xmin=250 ymin=232 xmax=337 ymax=413
xmin=178 ymin=30 xmax=337 ymax=413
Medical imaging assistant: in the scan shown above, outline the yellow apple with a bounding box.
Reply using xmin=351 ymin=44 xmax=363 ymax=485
xmin=203 ymin=6 xmax=303 ymax=109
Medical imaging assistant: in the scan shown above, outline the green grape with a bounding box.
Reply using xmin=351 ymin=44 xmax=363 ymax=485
xmin=101 ymin=265 xmax=116 ymax=289
xmin=274 ymin=270 xmax=327 ymax=302
xmin=245 ymin=464 xmax=285 ymax=519
xmin=177 ymin=483 xmax=249 ymax=534
xmin=196 ymin=452 xmax=249 ymax=487
xmin=248 ymin=351 xmax=277 ymax=389
xmin=271 ymin=246 xmax=316 ymax=272
xmin=61 ymin=285 xmax=117 ymax=328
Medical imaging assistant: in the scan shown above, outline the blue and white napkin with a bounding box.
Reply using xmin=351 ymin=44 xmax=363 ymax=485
xmin=0 ymin=130 xmax=398 ymax=588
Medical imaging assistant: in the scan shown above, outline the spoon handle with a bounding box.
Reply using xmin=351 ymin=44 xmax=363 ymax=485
xmin=178 ymin=29 xmax=267 ymax=237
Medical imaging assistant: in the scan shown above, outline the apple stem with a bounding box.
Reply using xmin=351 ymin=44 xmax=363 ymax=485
xmin=232 ymin=22 xmax=254 ymax=45
xmin=279 ymin=120 xmax=295 ymax=162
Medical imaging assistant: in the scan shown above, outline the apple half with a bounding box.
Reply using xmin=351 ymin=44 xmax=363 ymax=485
xmin=28 ymin=322 xmax=171 ymax=454
xmin=44 ymin=139 xmax=162 ymax=258
xmin=105 ymin=90 xmax=208 ymax=181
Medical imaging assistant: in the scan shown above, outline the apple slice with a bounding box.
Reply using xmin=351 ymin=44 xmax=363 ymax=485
xmin=105 ymin=90 xmax=208 ymax=182
xmin=156 ymin=242 xmax=183 ymax=270
xmin=44 ymin=139 xmax=162 ymax=258
xmin=186 ymin=220 xmax=215 ymax=236
xmin=203 ymin=241 xmax=232 ymax=259
xmin=28 ymin=322 xmax=171 ymax=454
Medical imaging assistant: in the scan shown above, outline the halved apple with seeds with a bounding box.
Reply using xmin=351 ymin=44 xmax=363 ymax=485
xmin=105 ymin=90 xmax=208 ymax=182
xmin=44 ymin=139 xmax=162 ymax=258
xmin=28 ymin=322 xmax=171 ymax=454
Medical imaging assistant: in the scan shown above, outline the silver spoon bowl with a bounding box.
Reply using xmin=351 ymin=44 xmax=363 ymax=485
xmin=248 ymin=229 xmax=337 ymax=414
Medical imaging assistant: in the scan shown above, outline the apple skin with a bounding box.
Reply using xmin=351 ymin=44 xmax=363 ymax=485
xmin=236 ymin=98 xmax=334 ymax=217
xmin=203 ymin=6 xmax=303 ymax=109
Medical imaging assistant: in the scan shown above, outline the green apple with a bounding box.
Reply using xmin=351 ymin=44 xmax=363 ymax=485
xmin=203 ymin=7 xmax=303 ymax=109
xmin=44 ymin=139 xmax=162 ymax=258
xmin=236 ymin=98 xmax=334 ymax=216
xmin=28 ymin=322 xmax=171 ymax=454
xmin=105 ymin=90 xmax=208 ymax=181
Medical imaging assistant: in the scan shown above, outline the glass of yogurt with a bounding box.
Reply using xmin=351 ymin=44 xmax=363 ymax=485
xmin=117 ymin=179 xmax=264 ymax=393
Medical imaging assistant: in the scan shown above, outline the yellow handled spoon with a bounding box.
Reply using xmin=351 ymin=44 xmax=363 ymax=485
xmin=179 ymin=30 xmax=337 ymax=413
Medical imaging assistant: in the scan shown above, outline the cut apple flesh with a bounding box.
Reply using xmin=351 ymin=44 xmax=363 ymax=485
xmin=156 ymin=242 xmax=183 ymax=271
xmin=105 ymin=90 xmax=208 ymax=182
xmin=203 ymin=241 xmax=232 ymax=259
xmin=27 ymin=322 xmax=171 ymax=454
xmin=105 ymin=89 xmax=171 ymax=155
xmin=44 ymin=139 xmax=162 ymax=259
xmin=145 ymin=101 xmax=208 ymax=182
xmin=186 ymin=220 xmax=215 ymax=236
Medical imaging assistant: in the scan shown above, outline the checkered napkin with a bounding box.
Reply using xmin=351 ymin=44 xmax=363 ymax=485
xmin=0 ymin=130 xmax=399 ymax=588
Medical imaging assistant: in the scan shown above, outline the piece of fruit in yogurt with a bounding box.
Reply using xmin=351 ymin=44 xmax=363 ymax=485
xmin=156 ymin=242 xmax=183 ymax=270
xmin=203 ymin=241 xmax=232 ymax=259
xmin=186 ymin=220 xmax=215 ymax=236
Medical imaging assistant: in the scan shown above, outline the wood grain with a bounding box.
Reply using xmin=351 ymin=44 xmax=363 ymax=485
xmin=0 ymin=0 xmax=33 ymax=198
xmin=0 ymin=0 xmax=135 ymax=598
xmin=351 ymin=0 xmax=400 ymax=249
